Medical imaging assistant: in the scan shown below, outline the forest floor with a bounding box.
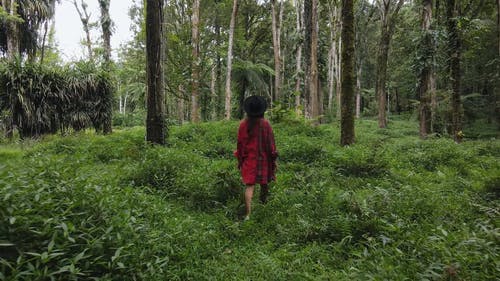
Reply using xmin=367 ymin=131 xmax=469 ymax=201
xmin=0 ymin=118 xmax=499 ymax=280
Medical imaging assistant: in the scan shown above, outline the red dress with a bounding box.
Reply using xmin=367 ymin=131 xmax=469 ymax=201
xmin=234 ymin=118 xmax=277 ymax=185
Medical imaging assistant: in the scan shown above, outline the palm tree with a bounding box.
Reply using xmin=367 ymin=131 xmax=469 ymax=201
xmin=231 ymin=59 xmax=274 ymax=119
xmin=0 ymin=0 xmax=59 ymax=59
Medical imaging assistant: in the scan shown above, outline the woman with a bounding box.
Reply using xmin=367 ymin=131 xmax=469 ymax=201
xmin=234 ymin=96 xmax=278 ymax=220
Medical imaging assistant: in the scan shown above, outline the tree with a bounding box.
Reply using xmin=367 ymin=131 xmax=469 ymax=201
xmin=98 ymin=0 xmax=113 ymax=134
xmin=375 ymin=0 xmax=404 ymax=128
xmin=418 ymin=0 xmax=433 ymax=139
xmin=2 ymin=0 xmax=20 ymax=59
xmin=340 ymin=0 xmax=355 ymax=145
xmin=191 ymin=0 xmax=200 ymax=123
xmin=73 ymin=0 xmax=93 ymax=61
xmin=304 ymin=0 xmax=319 ymax=120
xmin=146 ymin=0 xmax=166 ymax=144
xmin=294 ymin=0 xmax=303 ymax=113
xmin=271 ymin=0 xmax=282 ymax=102
xmin=98 ymin=0 xmax=112 ymax=64
xmin=224 ymin=0 xmax=238 ymax=120
xmin=446 ymin=0 xmax=462 ymax=142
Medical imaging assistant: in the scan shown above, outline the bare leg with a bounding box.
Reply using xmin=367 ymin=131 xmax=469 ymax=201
xmin=260 ymin=184 xmax=269 ymax=204
xmin=244 ymin=185 xmax=255 ymax=219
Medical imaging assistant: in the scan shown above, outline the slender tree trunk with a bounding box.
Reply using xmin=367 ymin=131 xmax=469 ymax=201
xmin=327 ymin=40 xmax=335 ymax=110
xmin=335 ymin=7 xmax=342 ymax=119
xmin=73 ymin=0 xmax=93 ymax=60
xmin=210 ymin=64 xmax=217 ymax=120
xmin=119 ymin=95 xmax=123 ymax=114
xmin=225 ymin=0 xmax=238 ymax=120
xmin=215 ymin=13 xmax=223 ymax=119
xmin=99 ymin=0 xmax=113 ymax=134
xmin=272 ymin=0 xmax=282 ymax=103
xmin=191 ymin=0 xmax=201 ymax=122
xmin=376 ymin=0 xmax=404 ymax=128
xmin=376 ymin=24 xmax=390 ymax=128
xmin=356 ymin=65 xmax=362 ymax=118
xmin=146 ymin=0 xmax=166 ymax=145
xmin=446 ymin=0 xmax=462 ymax=142
xmin=327 ymin=2 xmax=337 ymax=111
xmin=496 ymin=0 xmax=500 ymax=128
xmin=310 ymin=0 xmax=319 ymax=121
xmin=123 ymin=95 xmax=128 ymax=114
xmin=418 ymin=0 xmax=433 ymax=139
xmin=40 ymin=20 xmax=49 ymax=64
xmin=304 ymin=0 xmax=319 ymax=121
xmin=294 ymin=0 xmax=303 ymax=114
xmin=340 ymin=0 xmax=355 ymax=145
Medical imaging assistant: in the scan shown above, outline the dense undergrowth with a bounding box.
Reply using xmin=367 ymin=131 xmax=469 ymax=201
xmin=0 ymin=119 xmax=499 ymax=280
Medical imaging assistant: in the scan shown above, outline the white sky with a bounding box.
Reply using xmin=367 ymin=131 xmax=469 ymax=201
xmin=54 ymin=0 xmax=134 ymax=61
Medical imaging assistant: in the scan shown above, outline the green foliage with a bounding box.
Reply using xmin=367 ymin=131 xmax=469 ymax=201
xmin=0 ymin=119 xmax=499 ymax=280
xmin=0 ymin=60 xmax=114 ymax=138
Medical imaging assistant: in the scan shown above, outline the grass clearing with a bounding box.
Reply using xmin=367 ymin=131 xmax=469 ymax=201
xmin=0 ymin=119 xmax=498 ymax=280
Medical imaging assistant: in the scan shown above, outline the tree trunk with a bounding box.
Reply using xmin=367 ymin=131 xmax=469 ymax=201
xmin=73 ymin=0 xmax=93 ymax=60
xmin=446 ymin=0 xmax=462 ymax=143
xmin=418 ymin=0 xmax=433 ymax=139
xmin=294 ymin=0 xmax=303 ymax=114
xmin=304 ymin=0 xmax=319 ymax=121
xmin=310 ymin=0 xmax=319 ymax=121
xmin=5 ymin=0 xmax=19 ymax=59
xmin=146 ymin=0 xmax=166 ymax=145
xmin=375 ymin=0 xmax=404 ymax=128
xmin=98 ymin=0 xmax=112 ymax=64
xmin=99 ymin=0 xmax=113 ymax=134
xmin=335 ymin=7 xmax=342 ymax=119
xmin=356 ymin=65 xmax=362 ymax=118
xmin=40 ymin=20 xmax=49 ymax=64
xmin=340 ymin=0 xmax=355 ymax=145
xmin=327 ymin=2 xmax=337 ymax=111
xmin=376 ymin=24 xmax=390 ymax=128
xmin=272 ymin=0 xmax=282 ymax=101
xmin=496 ymin=0 xmax=500 ymax=128
xmin=272 ymin=0 xmax=282 ymax=102
xmin=224 ymin=0 xmax=238 ymax=120
xmin=191 ymin=0 xmax=201 ymax=122
xmin=210 ymin=64 xmax=217 ymax=120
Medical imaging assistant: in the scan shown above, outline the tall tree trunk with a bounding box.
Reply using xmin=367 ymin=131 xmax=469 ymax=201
xmin=40 ymin=20 xmax=49 ymax=64
xmin=272 ymin=0 xmax=282 ymax=103
xmin=215 ymin=12 xmax=223 ymax=119
xmin=335 ymin=7 xmax=342 ymax=119
xmin=446 ymin=0 xmax=462 ymax=142
xmin=341 ymin=0 xmax=355 ymax=146
xmin=304 ymin=0 xmax=319 ymax=121
xmin=376 ymin=0 xmax=404 ymax=128
xmin=210 ymin=64 xmax=217 ymax=120
xmin=225 ymin=0 xmax=238 ymax=120
xmin=146 ymin=0 xmax=166 ymax=145
xmin=327 ymin=2 xmax=337 ymax=111
xmin=4 ymin=0 xmax=19 ymax=139
xmin=5 ymin=0 xmax=19 ymax=59
xmin=356 ymin=65 xmax=362 ymax=118
xmin=73 ymin=0 xmax=93 ymax=60
xmin=191 ymin=0 xmax=201 ymax=122
xmin=418 ymin=0 xmax=433 ymax=139
xmin=98 ymin=0 xmax=112 ymax=63
xmin=294 ymin=0 xmax=303 ymax=114
xmin=496 ymin=0 xmax=500 ymax=128
xmin=99 ymin=0 xmax=113 ymax=134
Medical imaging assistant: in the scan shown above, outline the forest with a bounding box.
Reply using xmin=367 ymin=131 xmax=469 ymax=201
xmin=0 ymin=0 xmax=499 ymax=280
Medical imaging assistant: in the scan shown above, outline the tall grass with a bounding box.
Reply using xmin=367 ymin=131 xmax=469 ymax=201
xmin=0 ymin=119 xmax=498 ymax=280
